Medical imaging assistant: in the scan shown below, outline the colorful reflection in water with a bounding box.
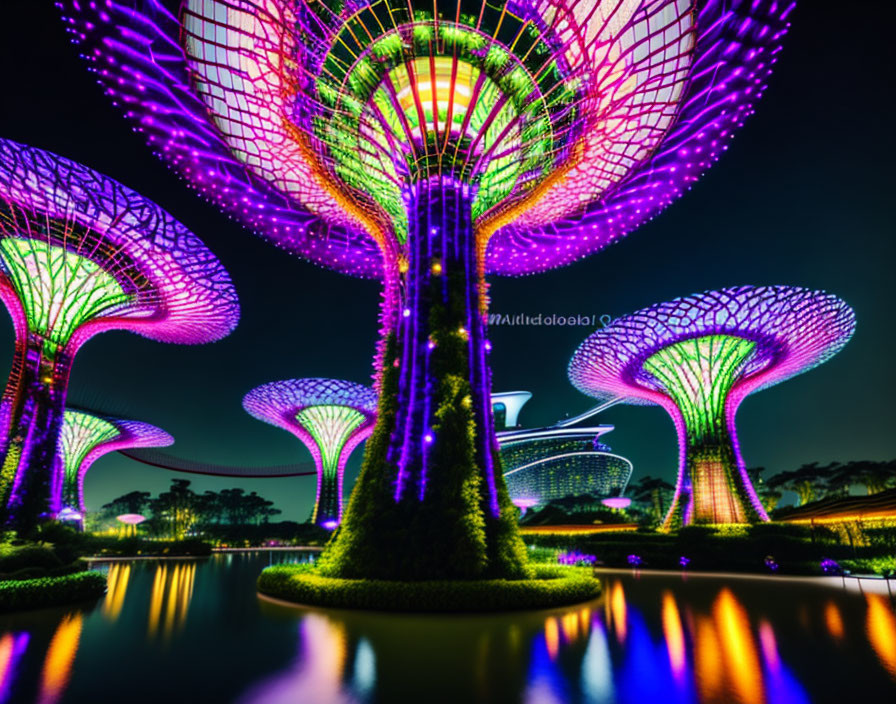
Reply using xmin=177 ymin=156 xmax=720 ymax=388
xmin=0 ymin=632 xmax=28 ymax=702
xmin=101 ymin=563 xmax=131 ymax=621
xmin=867 ymin=593 xmax=896 ymax=678
xmin=0 ymin=555 xmax=894 ymax=703
xmin=37 ymin=613 xmax=82 ymax=704
xmin=147 ymin=562 xmax=196 ymax=639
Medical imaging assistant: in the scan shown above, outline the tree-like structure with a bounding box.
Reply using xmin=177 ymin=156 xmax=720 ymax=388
xmin=569 ymin=286 xmax=855 ymax=529
xmin=243 ymin=379 xmax=377 ymax=527
xmin=0 ymin=138 xmax=239 ymax=532
xmin=61 ymin=1 xmax=793 ymax=578
xmin=58 ymin=410 xmax=173 ymax=515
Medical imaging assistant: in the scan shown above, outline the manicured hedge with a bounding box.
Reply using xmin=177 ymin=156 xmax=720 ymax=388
xmin=0 ymin=571 xmax=107 ymax=612
xmin=0 ymin=544 xmax=63 ymax=573
xmin=83 ymin=537 xmax=213 ymax=557
xmin=522 ymin=523 xmax=884 ymax=575
xmin=257 ymin=563 xmax=600 ymax=612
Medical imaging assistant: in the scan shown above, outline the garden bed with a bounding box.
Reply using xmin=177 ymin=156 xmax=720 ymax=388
xmin=257 ymin=563 xmax=600 ymax=612
xmin=0 ymin=571 xmax=107 ymax=612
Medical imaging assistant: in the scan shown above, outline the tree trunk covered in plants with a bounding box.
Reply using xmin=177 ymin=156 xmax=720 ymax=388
xmin=0 ymin=335 xmax=71 ymax=533
xmin=319 ymin=181 xmax=530 ymax=580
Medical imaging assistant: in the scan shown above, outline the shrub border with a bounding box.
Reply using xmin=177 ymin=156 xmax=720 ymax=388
xmin=257 ymin=564 xmax=601 ymax=612
xmin=0 ymin=570 xmax=107 ymax=612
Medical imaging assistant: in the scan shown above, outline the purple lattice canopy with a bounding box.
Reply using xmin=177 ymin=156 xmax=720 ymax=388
xmin=59 ymin=1 xmax=793 ymax=279
xmin=59 ymin=409 xmax=174 ymax=514
xmin=0 ymin=137 xmax=240 ymax=347
xmin=0 ymin=137 xmax=237 ymax=532
xmin=569 ymin=286 xmax=855 ymax=527
xmin=243 ymin=378 xmax=377 ymax=526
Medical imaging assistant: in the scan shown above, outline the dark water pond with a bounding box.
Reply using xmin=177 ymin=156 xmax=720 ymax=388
xmin=0 ymin=552 xmax=894 ymax=703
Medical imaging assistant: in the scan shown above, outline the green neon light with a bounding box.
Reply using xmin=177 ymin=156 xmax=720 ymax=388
xmin=313 ymin=12 xmax=577 ymax=235
xmin=295 ymin=404 xmax=366 ymax=475
xmin=0 ymin=238 xmax=131 ymax=347
xmin=59 ymin=410 xmax=119 ymax=505
xmin=644 ymin=335 xmax=756 ymax=442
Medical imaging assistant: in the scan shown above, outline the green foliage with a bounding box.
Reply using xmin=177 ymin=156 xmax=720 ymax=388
xmin=840 ymin=556 xmax=896 ymax=576
xmin=522 ymin=522 xmax=889 ymax=575
xmin=766 ymin=459 xmax=896 ymax=506
xmin=320 ymin=264 xmax=531 ymax=581
xmin=520 ymin=495 xmax=632 ymax=527
xmin=0 ymin=571 xmax=106 ymax=612
xmin=95 ymin=481 xmax=282 ymax=540
xmin=258 ymin=563 xmax=599 ymax=612
xmin=0 ymin=543 xmax=63 ymax=573
xmin=81 ymin=536 xmax=212 ymax=558
xmin=865 ymin=526 xmax=896 ymax=552
xmin=370 ymin=32 xmax=402 ymax=60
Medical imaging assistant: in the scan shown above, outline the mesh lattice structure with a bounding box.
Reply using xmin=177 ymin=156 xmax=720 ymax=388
xmin=499 ymin=430 xmax=632 ymax=508
xmin=59 ymin=0 xmax=795 ymax=278
xmin=59 ymin=0 xmax=793 ymax=579
xmin=243 ymin=379 xmax=377 ymax=526
xmin=568 ymin=286 xmax=856 ymax=528
xmin=58 ymin=410 xmax=173 ymax=514
xmin=0 ymin=138 xmax=239 ymax=532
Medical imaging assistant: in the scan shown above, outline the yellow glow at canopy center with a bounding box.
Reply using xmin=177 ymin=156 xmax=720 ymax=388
xmin=0 ymin=237 xmax=132 ymax=347
xmin=295 ymin=405 xmax=366 ymax=473
xmin=387 ymin=58 xmax=504 ymax=136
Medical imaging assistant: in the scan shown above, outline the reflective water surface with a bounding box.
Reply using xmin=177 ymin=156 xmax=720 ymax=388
xmin=1 ymin=553 xmax=894 ymax=703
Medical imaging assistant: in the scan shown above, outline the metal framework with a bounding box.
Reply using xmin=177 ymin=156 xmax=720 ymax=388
xmin=243 ymin=378 xmax=377 ymax=526
xmin=568 ymin=286 xmax=855 ymax=528
xmin=500 ymin=428 xmax=632 ymax=509
xmin=59 ymin=0 xmax=793 ymax=577
xmin=0 ymin=138 xmax=239 ymax=531
xmin=58 ymin=410 xmax=173 ymax=513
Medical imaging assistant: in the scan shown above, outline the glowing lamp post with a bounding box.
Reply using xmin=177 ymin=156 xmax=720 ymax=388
xmin=58 ymin=410 xmax=173 ymax=517
xmin=0 ymin=139 xmax=239 ymax=533
xmin=601 ymin=497 xmax=632 ymax=511
xmin=243 ymin=379 xmax=377 ymax=527
xmin=116 ymin=513 xmax=146 ymax=538
xmin=62 ymin=0 xmax=794 ymax=579
xmin=569 ymin=286 xmax=855 ymax=529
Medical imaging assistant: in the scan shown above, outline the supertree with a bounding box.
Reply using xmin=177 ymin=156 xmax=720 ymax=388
xmin=0 ymin=138 xmax=239 ymax=532
xmin=57 ymin=409 xmax=174 ymax=516
xmin=568 ymin=286 xmax=855 ymax=529
xmin=243 ymin=378 xmax=377 ymax=527
xmin=60 ymin=1 xmax=793 ymax=579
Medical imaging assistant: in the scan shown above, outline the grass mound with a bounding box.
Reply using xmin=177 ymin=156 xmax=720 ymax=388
xmin=257 ymin=563 xmax=600 ymax=612
xmin=0 ymin=571 xmax=107 ymax=612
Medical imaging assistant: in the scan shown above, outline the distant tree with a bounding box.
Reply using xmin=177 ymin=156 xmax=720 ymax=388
xmin=96 ymin=483 xmax=287 ymax=538
xmin=838 ymin=460 xmax=896 ymax=495
xmin=149 ymin=479 xmax=198 ymax=539
xmin=101 ymin=490 xmax=151 ymax=518
xmin=630 ymin=476 xmax=674 ymax=523
xmin=196 ymin=490 xmax=225 ymax=527
xmin=746 ymin=467 xmax=783 ymax=513
xmin=766 ymin=462 xmax=828 ymax=506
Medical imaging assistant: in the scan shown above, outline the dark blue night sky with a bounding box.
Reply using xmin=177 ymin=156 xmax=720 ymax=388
xmin=0 ymin=0 xmax=892 ymax=520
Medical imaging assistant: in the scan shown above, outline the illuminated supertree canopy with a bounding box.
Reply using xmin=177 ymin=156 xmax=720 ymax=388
xmin=0 ymin=137 xmax=239 ymax=532
xmin=568 ymin=286 xmax=855 ymax=529
xmin=58 ymin=409 xmax=173 ymax=515
xmin=60 ymin=0 xmax=793 ymax=580
xmin=243 ymin=378 xmax=377 ymax=527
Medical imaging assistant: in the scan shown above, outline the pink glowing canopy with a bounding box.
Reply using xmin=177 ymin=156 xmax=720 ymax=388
xmin=0 ymin=137 xmax=239 ymax=349
xmin=602 ymin=497 xmax=632 ymax=510
xmin=116 ymin=513 xmax=146 ymax=525
xmin=59 ymin=1 xmax=794 ymax=278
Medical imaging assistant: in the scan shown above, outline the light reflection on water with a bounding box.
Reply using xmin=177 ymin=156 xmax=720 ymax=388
xmin=0 ymin=554 xmax=894 ymax=703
